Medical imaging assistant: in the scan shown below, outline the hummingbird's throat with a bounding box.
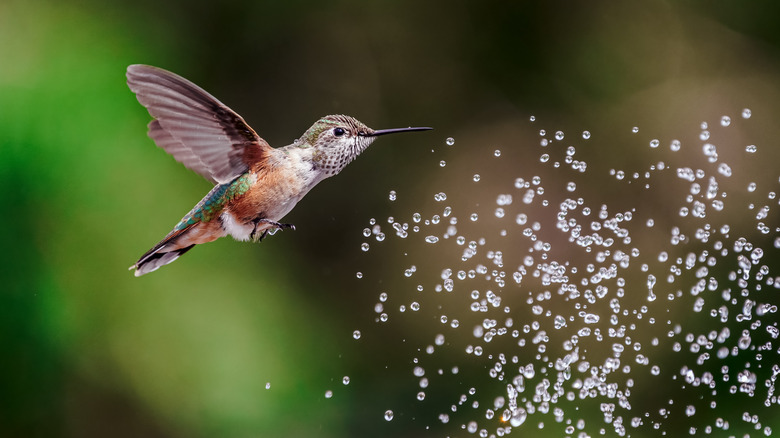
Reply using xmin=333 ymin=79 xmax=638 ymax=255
xmin=314 ymin=137 xmax=375 ymax=176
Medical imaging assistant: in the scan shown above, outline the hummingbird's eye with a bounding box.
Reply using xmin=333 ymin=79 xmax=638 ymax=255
xmin=333 ymin=127 xmax=346 ymax=137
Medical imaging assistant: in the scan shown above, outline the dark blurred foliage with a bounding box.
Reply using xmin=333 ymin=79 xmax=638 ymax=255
xmin=1 ymin=0 xmax=780 ymax=437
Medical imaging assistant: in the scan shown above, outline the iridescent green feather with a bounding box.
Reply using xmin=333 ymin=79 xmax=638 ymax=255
xmin=174 ymin=173 xmax=253 ymax=230
xmin=298 ymin=117 xmax=341 ymax=146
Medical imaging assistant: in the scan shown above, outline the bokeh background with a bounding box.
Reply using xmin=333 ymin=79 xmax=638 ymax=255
xmin=2 ymin=0 xmax=780 ymax=437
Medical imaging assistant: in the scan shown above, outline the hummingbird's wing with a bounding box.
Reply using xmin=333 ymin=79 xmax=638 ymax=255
xmin=127 ymin=64 xmax=271 ymax=185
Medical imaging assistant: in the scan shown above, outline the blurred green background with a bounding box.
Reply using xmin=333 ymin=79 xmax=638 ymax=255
xmin=2 ymin=0 xmax=780 ymax=437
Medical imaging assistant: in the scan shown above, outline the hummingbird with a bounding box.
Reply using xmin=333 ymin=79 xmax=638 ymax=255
xmin=126 ymin=64 xmax=431 ymax=276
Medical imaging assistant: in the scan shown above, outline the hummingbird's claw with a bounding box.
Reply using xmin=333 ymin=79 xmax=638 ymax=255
xmin=251 ymin=219 xmax=296 ymax=242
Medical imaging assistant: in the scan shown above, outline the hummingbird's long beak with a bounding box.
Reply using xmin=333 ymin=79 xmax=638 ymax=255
xmin=361 ymin=127 xmax=433 ymax=137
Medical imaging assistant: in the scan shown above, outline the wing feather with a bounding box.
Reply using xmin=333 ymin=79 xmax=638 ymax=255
xmin=127 ymin=64 xmax=270 ymax=184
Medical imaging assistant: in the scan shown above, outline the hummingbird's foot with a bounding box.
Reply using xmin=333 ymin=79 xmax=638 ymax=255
xmin=251 ymin=219 xmax=296 ymax=242
xmin=258 ymin=219 xmax=296 ymax=231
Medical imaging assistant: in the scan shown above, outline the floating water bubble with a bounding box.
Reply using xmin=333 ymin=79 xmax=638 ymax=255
xmin=265 ymin=382 xmax=271 ymax=390
xmin=389 ymin=190 xmax=397 ymax=201
xmin=582 ymin=131 xmax=591 ymax=139
xmin=742 ymin=108 xmax=752 ymax=119
xmin=353 ymin=330 xmax=361 ymax=340
xmin=510 ymin=407 xmax=527 ymax=426
xmin=555 ymin=131 xmax=564 ymax=140
xmin=446 ymin=137 xmax=455 ymax=146
xmin=384 ymin=410 xmax=394 ymax=421
xmin=325 ymin=390 xmax=333 ymax=399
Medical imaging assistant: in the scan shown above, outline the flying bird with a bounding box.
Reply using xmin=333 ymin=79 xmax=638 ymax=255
xmin=126 ymin=65 xmax=431 ymax=276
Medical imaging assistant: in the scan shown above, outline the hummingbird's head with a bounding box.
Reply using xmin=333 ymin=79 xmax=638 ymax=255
xmin=300 ymin=115 xmax=431 ymax=177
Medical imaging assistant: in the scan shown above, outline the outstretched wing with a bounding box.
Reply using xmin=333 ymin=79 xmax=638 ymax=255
xmin=127 ymin=64 xmax=270 ymax=185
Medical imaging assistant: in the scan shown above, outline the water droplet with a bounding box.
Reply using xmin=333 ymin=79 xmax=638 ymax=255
xmin=583 ymin=313 xmax=600 ymax=324
xmin=425 ymin=235 xmax=439 ymax=244
xmin=439 ymin=160 xmax=446 ymax=167
xmin=473 ymin=174 xmax=481 ymax=182
xmin=671 ymin=139 xmax=681 ymax=151
xmin=265 ymin=382 xmax=271 ymax=390
xmin=384 ymin=410 xmax=394 ymax=421
xmin=494 ymin=149 xmax=501 ymax=157
xmin=555 ymin=131 xmax=564 ymax=140
xmin=343 ymin=376 xmax=350 ymax=385
xmin=703 ymin=143 xmax=717 ymax=158
xmin=353 ymin=330 xmax=361 ymax=340
xmin=742 ymin=108 xmax=752 ymax=119
xmin=446 ymin=137 xmax=455 ymax=146
xmin=325 ymin=390 xmax=333 ymax=399
xmin=361 ymin=242 xmax=370 ymax=252
xmin=510 ymin=407 xmax=527 ymax=426
xmin=389 ymin=190 xmax=397 ymax=201
xmin=746 ymin=144 xmax=757 ymax=153
xmin=582 ymin=130 xmax=591 ymax=139
xmin=355 ymin=272 xmax=363 ymax=279
xmin=650 ymin=139 xmax=660 ymax=148
xmin=720 ymin=116 xmax=731 ymax=127
xmin=632 ymin=126 xmax=639 ymax=133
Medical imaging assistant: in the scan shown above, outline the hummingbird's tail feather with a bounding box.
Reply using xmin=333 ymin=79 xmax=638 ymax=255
xmin=130 ymin=244 xmax=196 ymax=277
xmin=130 ymin=220 xmax=226 ymax=276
